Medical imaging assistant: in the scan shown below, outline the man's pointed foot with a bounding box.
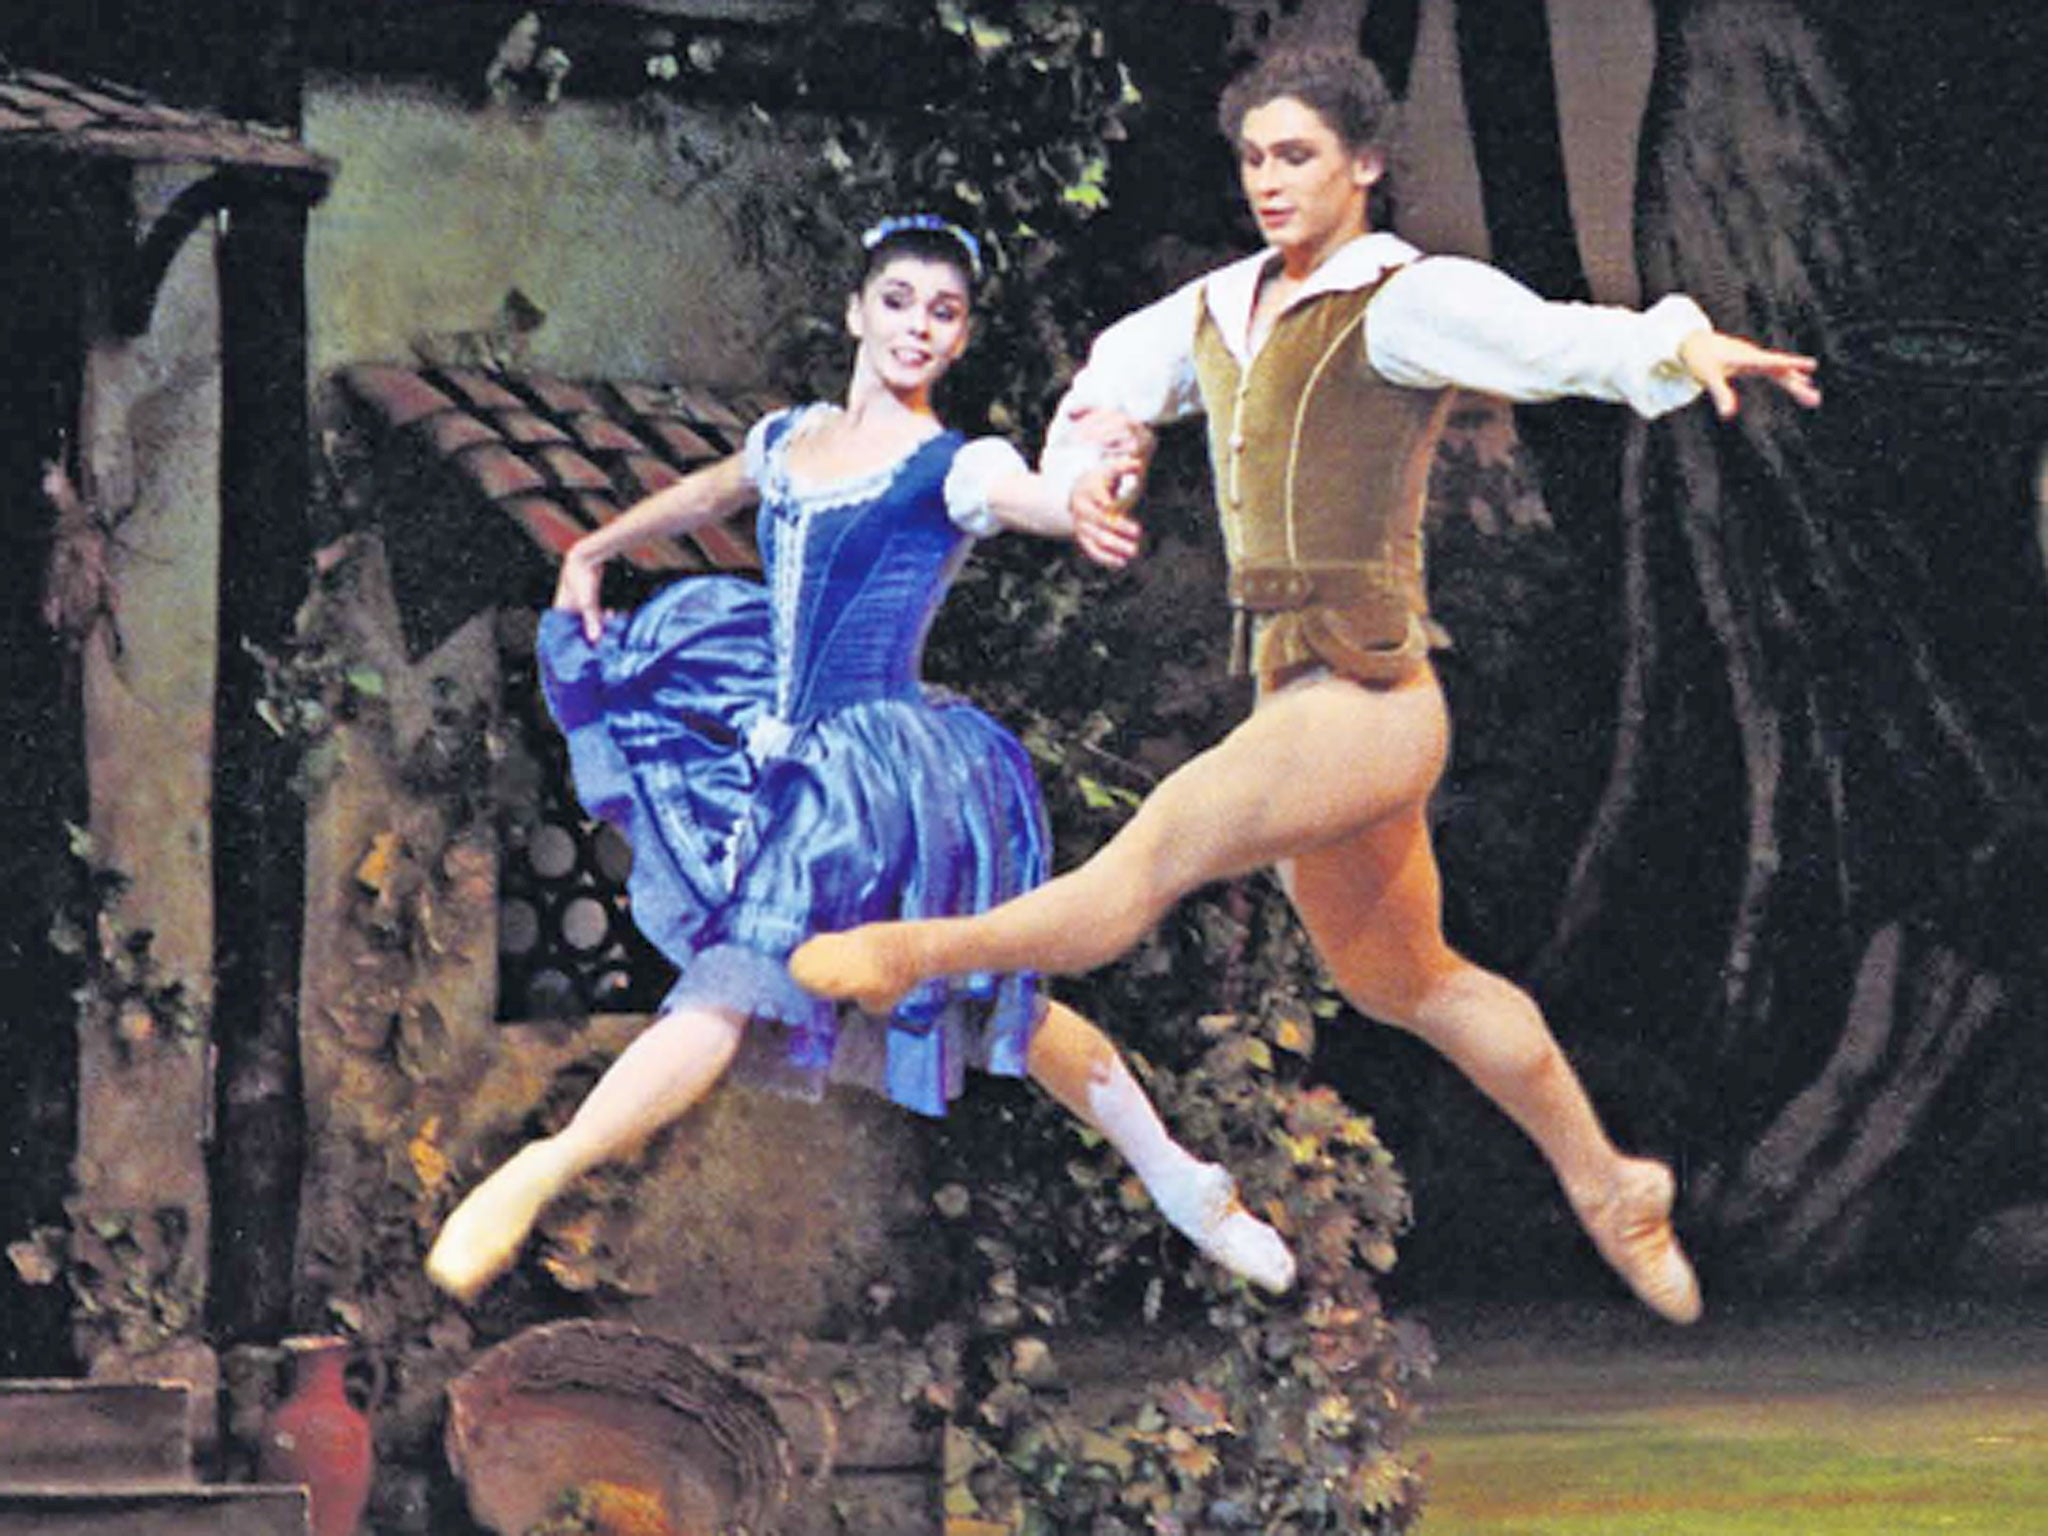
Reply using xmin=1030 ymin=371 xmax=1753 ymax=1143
xmin=1576 ymin=1159 xmax=1702 ymax=1325
xmin=788 ymin=926 xmax=920 ymax=1014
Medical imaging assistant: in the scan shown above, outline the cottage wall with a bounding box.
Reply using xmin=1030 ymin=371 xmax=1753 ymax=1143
xmin=304 ymin=77 xmax=820 ymax=390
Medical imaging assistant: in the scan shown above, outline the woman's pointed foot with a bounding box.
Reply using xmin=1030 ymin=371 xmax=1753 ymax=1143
xmin=425 ymin=1142 xmax=571 ymax=1303
xmin=1574 ymin=1159 xmax=1702 ymax=1325
xmin=789 ymin=925 xmax=922 ymax=1014
xmin=1150 ymin=1162 xmax=1297 ymax=1294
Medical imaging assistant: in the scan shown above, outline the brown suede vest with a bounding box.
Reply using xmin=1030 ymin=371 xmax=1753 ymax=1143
xmin=1191 ymin=269 xmax=1454 ymax=684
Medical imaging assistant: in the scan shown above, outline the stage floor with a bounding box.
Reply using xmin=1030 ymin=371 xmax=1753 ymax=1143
xmin=1412 ymin=1296 xmax=2048 ymax=1535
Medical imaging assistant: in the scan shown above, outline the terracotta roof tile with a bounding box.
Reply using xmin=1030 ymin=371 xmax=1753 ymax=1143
xmin=502 ymin=495 xmax=590 ymax=558
xmin=439 ymin=368 xmax=528 ymax=412
xmin=335 ymin=363 xmax=769 ymax=590
xmin=347 ymin=366 xmax=458 ymax=429
xmin=0 ymin=67 xmax=329 ymax=184
xmin=659 ymin=384 xmax=747 ymax=433
xmin=689 ymin=521 xmax=759 ymax=572
xmin=612 ymin=383 xmax=743 ymax=447
xmin=610 ymin=381 xmax=679 ymax=417
xmin=456 ymin=443 xmax=549 ymax=501
xmin=67 ymin=84 xmax=161 ymax=121
xmin=644 ymin=418 xmax=724 ymax=464
xmin=526 ymin=375 xmax=605 ymax=415
xmin=24 ymin=98 xmax=94 ymax=134
xmin=622 ymin=454 xmax=683 ymax=497
xmin=568 ymin=414 xmax=652 ymax=454
xmin=425 ymin=412 xmax=498 ymax=455
xmin=537 ymin=444 xmax=613 ymax=491
xmin=499 ymin=411 xmax=572 ymax=446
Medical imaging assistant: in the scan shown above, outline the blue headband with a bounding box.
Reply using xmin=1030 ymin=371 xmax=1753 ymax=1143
xmin=860 ymin=213 xmax=984 ymax=281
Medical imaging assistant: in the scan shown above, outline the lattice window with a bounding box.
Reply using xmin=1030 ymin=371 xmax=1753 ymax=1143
xmin=495 ymin=617 xmax=673 ymax=1020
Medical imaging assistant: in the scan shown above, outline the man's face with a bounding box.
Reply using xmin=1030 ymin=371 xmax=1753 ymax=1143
xmin=1236 ymin=95 xmax=1382 ymax=268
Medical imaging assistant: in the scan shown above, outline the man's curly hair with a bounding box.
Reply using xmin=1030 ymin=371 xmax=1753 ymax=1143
xmin=1216 ymin=45 xmax=1399 ymax=153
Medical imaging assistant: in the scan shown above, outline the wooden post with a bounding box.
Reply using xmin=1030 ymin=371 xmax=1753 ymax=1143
xmin=70 ymin=162 xmax=223 ymax=1425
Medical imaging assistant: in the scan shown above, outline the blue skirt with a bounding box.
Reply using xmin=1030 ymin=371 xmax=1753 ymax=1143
xmin=537 ymin=576 xmax=1047 ymax=1116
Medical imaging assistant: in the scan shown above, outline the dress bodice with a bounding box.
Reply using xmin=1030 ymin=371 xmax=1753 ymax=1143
xmin=753 ymin=410 xmax=973 ymax=724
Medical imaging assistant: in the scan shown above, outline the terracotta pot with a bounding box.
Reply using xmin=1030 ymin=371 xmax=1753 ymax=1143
xmin=258 ymin=1334 xmax=381 ymax=1536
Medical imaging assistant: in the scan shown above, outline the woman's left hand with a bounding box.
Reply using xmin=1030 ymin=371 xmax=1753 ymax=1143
xmin=1680 ymin=330 xmax=1823 ymax=418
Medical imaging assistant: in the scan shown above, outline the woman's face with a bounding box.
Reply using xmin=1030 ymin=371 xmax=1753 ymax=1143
xmin=1236 ymin=95 xmax=1382 ymax=268
xmin=847 ymin=255 xmax=972 ymax=395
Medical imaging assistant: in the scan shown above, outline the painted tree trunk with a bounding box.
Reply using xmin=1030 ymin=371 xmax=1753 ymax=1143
xmin=1550 ymin=0 xmax=2048 ymax=1288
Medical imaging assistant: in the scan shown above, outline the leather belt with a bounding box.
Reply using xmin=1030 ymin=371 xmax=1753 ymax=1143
xmin=1227 ymin=560 xmax=1414 ymax=613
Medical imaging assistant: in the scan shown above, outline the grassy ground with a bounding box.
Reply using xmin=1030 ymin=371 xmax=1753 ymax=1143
xmin=1410 ymin=1297 xmax=2048 ymax=1535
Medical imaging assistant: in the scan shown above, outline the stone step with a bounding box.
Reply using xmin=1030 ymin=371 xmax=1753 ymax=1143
xmin=0 ymin=1487 xmax=307 ymax=1536
xmin=0 ymin=1382 xmax=194 ymax=1488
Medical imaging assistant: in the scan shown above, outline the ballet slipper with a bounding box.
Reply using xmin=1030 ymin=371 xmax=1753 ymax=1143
xmin=788 ymin=926 xmax=920 ymax=1014
xmin=1149 ymin=1161 xmax=1298 ymax=1294
xmin=425 ymin=1142 xmax=572 ymax=1303
xmin=1573 ymin=1159 xmax=1702 ymax=1325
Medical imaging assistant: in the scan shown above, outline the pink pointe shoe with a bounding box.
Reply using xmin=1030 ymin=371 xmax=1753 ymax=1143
xmin=1577 ymin=1160 xmax=1703 ymax=1325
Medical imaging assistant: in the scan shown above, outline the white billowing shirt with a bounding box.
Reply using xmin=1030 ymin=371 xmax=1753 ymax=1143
xmin=1043 ymin=231 xmax=1711 ymax=475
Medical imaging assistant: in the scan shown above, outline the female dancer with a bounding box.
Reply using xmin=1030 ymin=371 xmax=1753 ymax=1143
xmin=792 ymin=50 xmax=1825 ymax=1326
xmin=425 ymin=216 xmax=1295 ymax=1302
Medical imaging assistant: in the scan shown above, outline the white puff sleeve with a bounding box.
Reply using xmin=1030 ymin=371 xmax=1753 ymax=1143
xmin=740 ymin=407 xmax=793 ymax=489
xmin=942 ymin=436 xmax=1030 ymax=537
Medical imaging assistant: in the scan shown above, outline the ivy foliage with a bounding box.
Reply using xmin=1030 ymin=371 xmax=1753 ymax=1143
xmin=926 ymin=928 xmax=1434 ymax=1534
xmin=47 ymin=823 xmax=207 ymax=1060
xmin=668 ymin=0 xmax=1227 ymax=443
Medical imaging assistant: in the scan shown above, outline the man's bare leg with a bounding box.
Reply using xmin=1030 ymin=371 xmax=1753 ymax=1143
xmin=1284 ymin=808 xmax=1702 ymax=1324
xmin=791 ymin=670 xmax=1450 ymax=1008
xmin=1028 ymin=1000 xmax=1294 ymax=1291
xmin=426 ymin=1006 xmax=744 ymax=1301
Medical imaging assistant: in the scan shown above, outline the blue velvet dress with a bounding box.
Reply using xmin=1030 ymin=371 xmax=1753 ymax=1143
xmin=536 ymin=406 xmax=1047 ymax=1116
